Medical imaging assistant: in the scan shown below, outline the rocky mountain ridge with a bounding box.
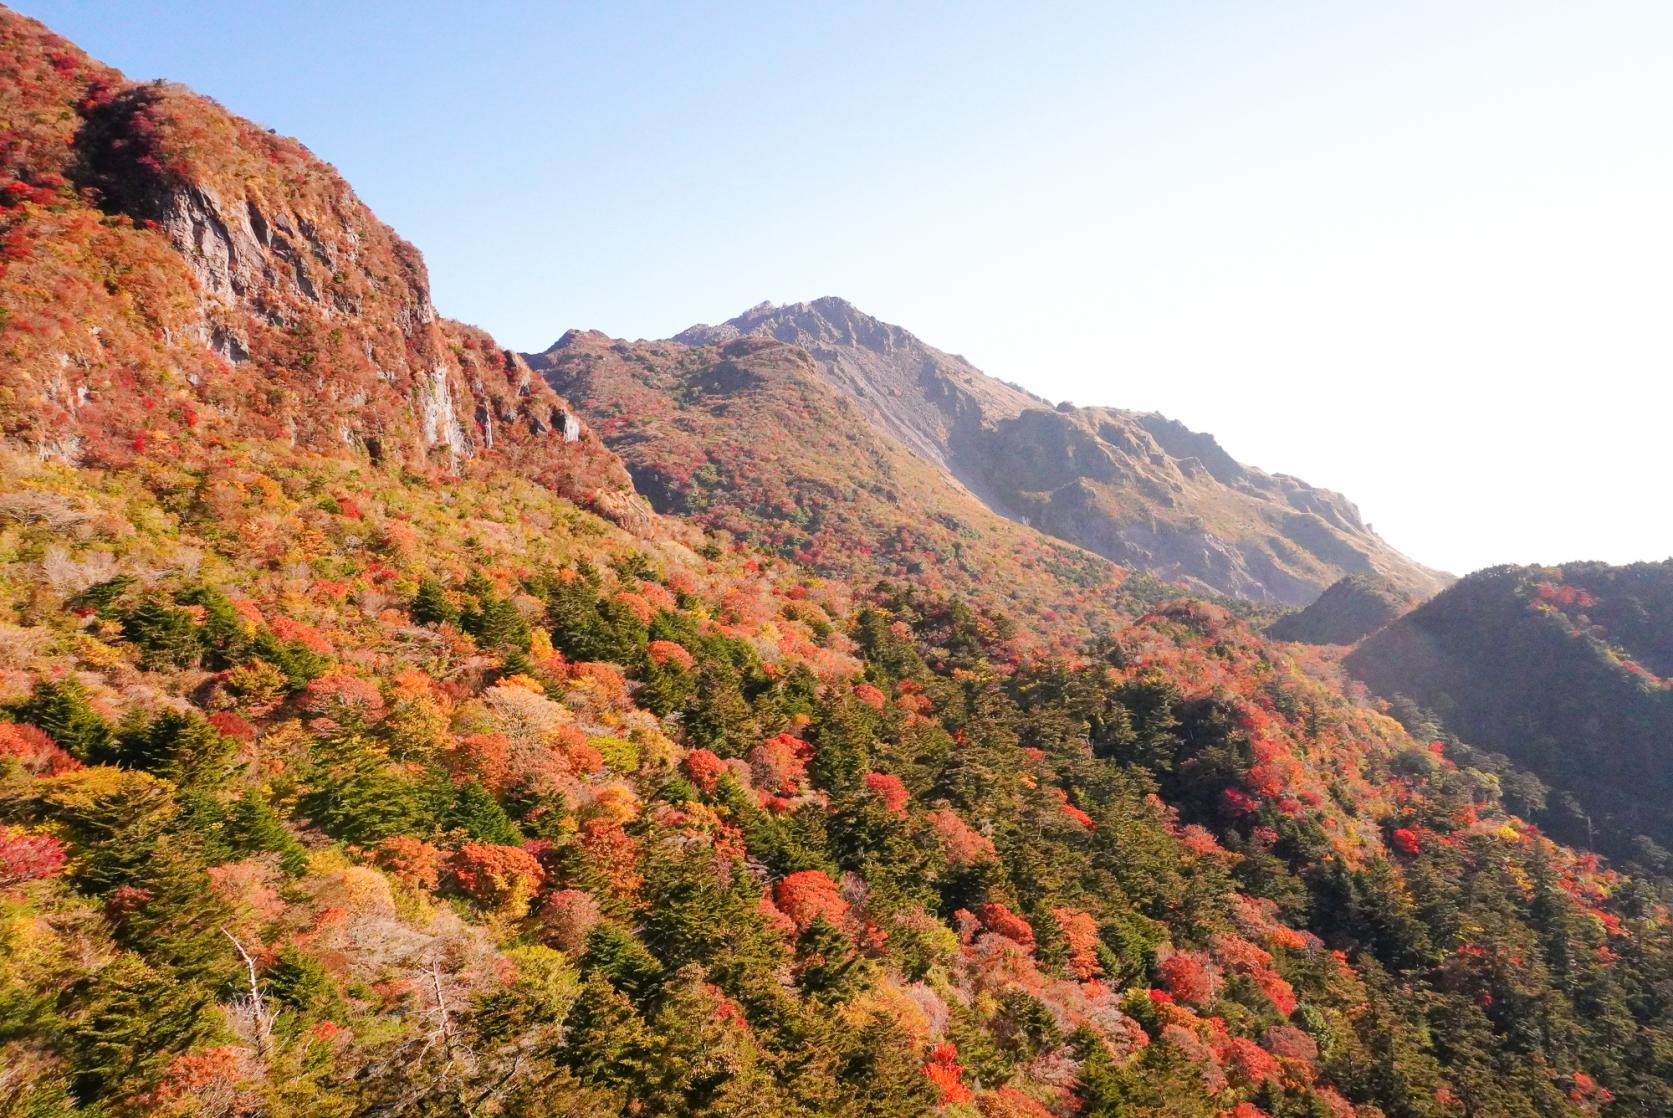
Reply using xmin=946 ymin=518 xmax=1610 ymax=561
xmin=668 ymin=298 xmax=1447 ymax=604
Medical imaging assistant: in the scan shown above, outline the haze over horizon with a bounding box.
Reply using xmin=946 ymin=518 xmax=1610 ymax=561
xmin=18 ymin=0 xmax=1671 ymax=578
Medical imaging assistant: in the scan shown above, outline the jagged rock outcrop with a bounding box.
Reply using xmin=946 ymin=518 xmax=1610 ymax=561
xmin=0 ymin=17 xmax=632 ymax=515
xmin=675 ymin=296 xmax=1041 ymax=503
xmin=669 ymin=298 xmax=1447 ymax=604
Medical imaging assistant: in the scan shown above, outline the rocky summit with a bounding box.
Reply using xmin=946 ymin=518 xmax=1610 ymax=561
xmin=0 ymin=18 xmax=634 ymax=523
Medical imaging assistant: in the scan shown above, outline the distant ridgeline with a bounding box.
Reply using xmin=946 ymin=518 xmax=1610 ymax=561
xmin=1266 ymin=574 xmax=1418 ymax=645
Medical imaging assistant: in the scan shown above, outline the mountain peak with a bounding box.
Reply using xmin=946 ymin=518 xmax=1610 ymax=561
xmin=558 ymin=296 xmax=1448 ymax=603
xmin=675 ymin=295 xmax=911 ymax=356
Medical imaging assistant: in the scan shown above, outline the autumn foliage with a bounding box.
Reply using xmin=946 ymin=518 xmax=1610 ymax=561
xmin=0 ymin=11 xmax=1656 ymax=1118
xmin=447 ymin=842 xmax=545 ymax=914
xmin=774 ymin=870 xmax=849 ymax=932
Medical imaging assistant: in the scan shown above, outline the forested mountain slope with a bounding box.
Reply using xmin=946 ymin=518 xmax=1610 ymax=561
xmin=1267 ymin=575 xmax=1417 ymax=646
xmin=0 ymin=9 xmax=1667 ymax=1118
xmin=532 ymin=329 xmax=1123 ymax=643
xmin=1346 ymin=561 xmax=1673 ymax=858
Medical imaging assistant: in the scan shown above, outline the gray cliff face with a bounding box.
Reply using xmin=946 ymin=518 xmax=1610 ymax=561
xmin=677 ymin=297 xmax=1043 ymax=500
xmin=145 ymin=174 xmax=480 ymax=465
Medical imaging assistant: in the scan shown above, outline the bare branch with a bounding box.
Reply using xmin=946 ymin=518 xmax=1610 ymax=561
xmin=430 ymin=956 xmax=457 ymax=1067
xmin=222 ymin=926 xmax=273 ymax=1058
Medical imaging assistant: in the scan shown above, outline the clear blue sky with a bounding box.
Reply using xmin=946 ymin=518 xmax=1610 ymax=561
xmin=16 ymin=1 xmax=1673 ymax=575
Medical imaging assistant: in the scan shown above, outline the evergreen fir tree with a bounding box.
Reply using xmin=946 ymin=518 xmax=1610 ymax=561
xmin=117 ymin=709 xmax=236 ymax=788
xmin=443 ymin=780 xmax=522 ymax=845
xmin=226 ymin=787 xmax=310 ymax=875
xmin=681 ymin=661 xmax=759 ymax=758
xmin=68 ymin=954 xmax=220 ymax=1104
xmin=118 ymin=592 xmax=201 ymax=669
xmin=561 ymin=974 xmax=658 ymax=1097
xmin=410 ymin=577 xmax=459 ymax=626
xmin=581 ymin=923 xmax=665 ymax=1005
xmin=298 ymin=730 xmax=427 ymax=844
xmin=265 ymin=945 xmax=345 ymax=1021
xmin=793 ymin=916 xmax=863 ymax=1002
xmin=12 ymin=678 xmax=115 ymax=762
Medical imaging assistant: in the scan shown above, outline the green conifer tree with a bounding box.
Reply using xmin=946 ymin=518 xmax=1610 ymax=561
xmin=443 ymin=781 xmax=522 ymax=845
xmin=12 ymin=678 xmax=115 ymax=762
xmin=410 ymin=577 xmax=459 ymax=626
xmin=298 ymin=730 xmax=427 ymax=844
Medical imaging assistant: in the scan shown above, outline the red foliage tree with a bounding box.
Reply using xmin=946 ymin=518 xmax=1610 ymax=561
xmin=928 ymin=809 xmax=997 ymax=867
xmin=774 ymin=869 xmax=848 ymax=932
xmin=269 ymin=616 xmax=334 ymax=656
xmin=647 ymin=639 xmax=695 ymax=670
xmin=567 ymin=661 xmax=631 ymax=709
xmin=976 ymin=1086 xmax=1055 ymax=1118
xmin=863 ymin=771 xmax=910 ymax=816
xmin=977 ymin=902 xmax=1036 ymax=950
xmin=612 ymin=591 xmax=656 ymax=624
xmin=447 ymin=842 xmax=545 ymax=910
xmin=1222 ymin=1104 xmax=1273 ymax=1118
xmin=206 ymin=710 xmax=255 ymax=743
xmin=1053 ymin=906 xmax=1102 ymax=981
xmin=0 ymin=827 xmax=66 ymax=889
xmin=1253 ymin=967 xmax=1298 ymax=1016
xmin=0 ymin=722 xmax=81 ymax=775
xmin=442 ymin=731 xmax=515 ymax=793
xmin=141 ymin=1045 xmax=251 ymax=1113
xmin=538 ymin=888 xmax=602 ymax=954
xmin=1263 ymin=1024 xmax=1319 ymax=1063
xmin=1219 ymin=1034 xmax=1281 ymax=1087
xmin=749 ymin=732 xmax=813 ymax=796
xmin=922 ymin=1042 xmax=972 ymax=1106
xmin=758 ymin=895 xmax=797 ymax=939
xmin=299 ymin=671 xmax=386 ymax=728
xmin=1060 ymin=802 xmax=1097 ymax=830
xmin=577 ymin=817 xmax=642 ymax=901
xmin=1159 ymin=952 xmax=1221 ymax=1006
xmin=851 ymin=683 xmax=887 ymax=710
xmin=897 ymin=691 xmax=934 ymax=717
xmin=374 ymin=835 xmax=443 ymax=890
xmin=681 ymin=748 xmax=728 ymax=794
xmin=1567 ymin=1071 xmax=1614 ymax=1114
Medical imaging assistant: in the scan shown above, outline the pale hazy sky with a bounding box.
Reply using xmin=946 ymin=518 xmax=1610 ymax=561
xmin=19 ymin=1 xmax=1672 ymax=576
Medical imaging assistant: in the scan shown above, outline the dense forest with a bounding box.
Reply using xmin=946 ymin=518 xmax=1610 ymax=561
xmin=4 ymin=447 xmax=1672 ymax=1117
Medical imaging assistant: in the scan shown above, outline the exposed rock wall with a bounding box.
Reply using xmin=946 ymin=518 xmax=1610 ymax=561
xmin=0 ymin=25 xmax=632 ymax=515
